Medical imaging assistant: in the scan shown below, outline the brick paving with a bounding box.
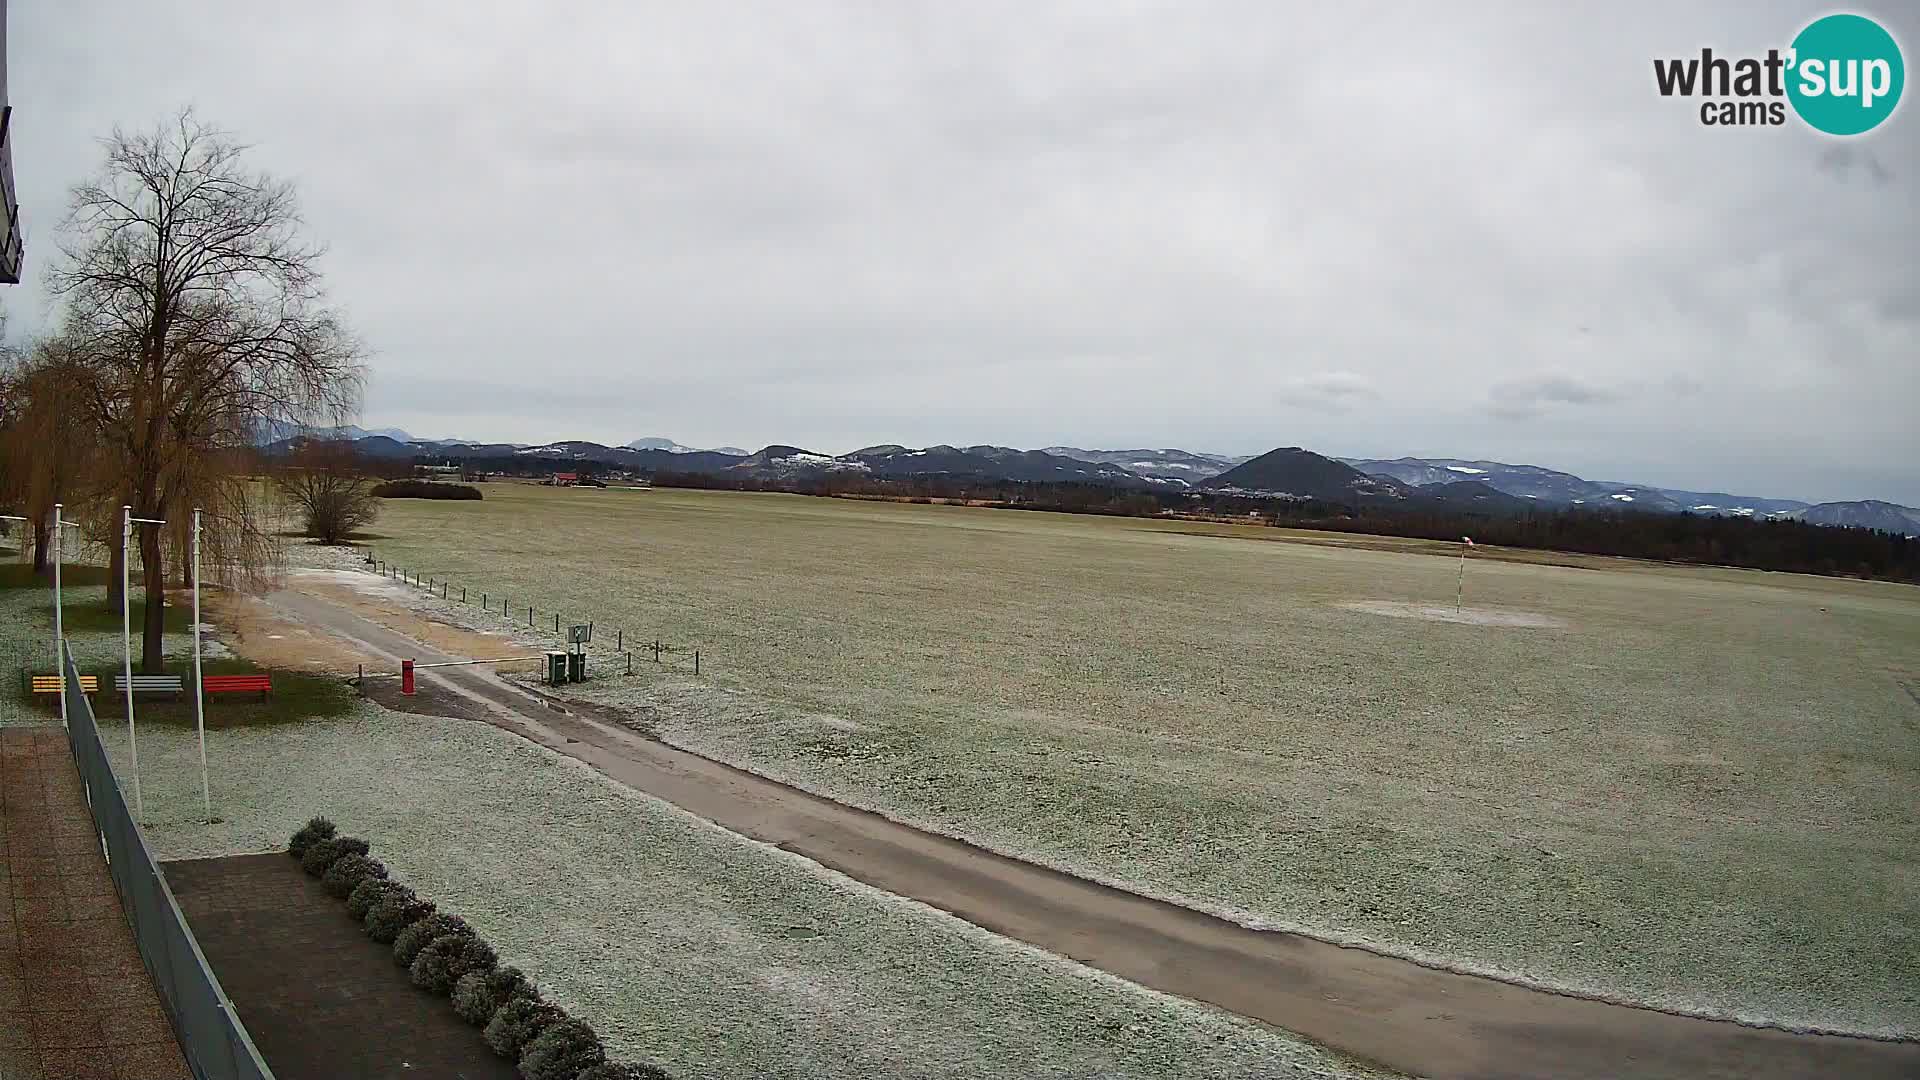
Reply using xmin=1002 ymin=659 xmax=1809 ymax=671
xmin=0 ymin=724 xmax=189 ymax=1080
xmin=164 ymin=854 xmax=516 ymax=1080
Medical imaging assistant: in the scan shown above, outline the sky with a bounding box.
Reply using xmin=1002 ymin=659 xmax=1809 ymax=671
xmin=7 ymin=2 xmax=1917 ymax=504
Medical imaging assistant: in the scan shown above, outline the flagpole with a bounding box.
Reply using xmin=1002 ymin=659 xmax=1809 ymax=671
xmin=122 ymin=505 xmax=142 ymax=817
xmin=52 ymin=504 xmax=66 ymax=729
xmin=192 ymin=508 xmax=210 ymax=822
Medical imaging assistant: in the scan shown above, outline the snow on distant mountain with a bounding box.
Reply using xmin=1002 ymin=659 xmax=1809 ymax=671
xmin=1043 ymin=447 xmax=1250 ymax=484
xmin=1786 ymin=500 xmax=1920 ymax=536
xmin=1341 ymin=457 xmax=1822 ymax=518
xmin=627 ymin=437 xmax=699 ymax=454
xmin=255 ymin=421 xmax=414 ymax=445
xmin=628 ymin=436 xmax=753 ymax=456
xmin=1343 ymin=457 xmax=1604 ymax=503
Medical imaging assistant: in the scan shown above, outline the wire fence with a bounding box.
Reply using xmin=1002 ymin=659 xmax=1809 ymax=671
xmin=62 ymin=640 xmax=275 ymax=1080
xmin=361 ymin=553 xmax=705 ymax=677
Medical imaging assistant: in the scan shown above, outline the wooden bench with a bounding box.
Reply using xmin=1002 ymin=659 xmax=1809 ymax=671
xmin=203 ymin=674 xmax=272 ymax=700
xmin=27 ymin=674 xmax=99 ymax=696
xmin=114 ymin=674 xmax=185 ymax=697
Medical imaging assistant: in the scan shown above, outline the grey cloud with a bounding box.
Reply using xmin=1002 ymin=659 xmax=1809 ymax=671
xmin=1489 ymin=374 xmax=1627 ymax=418
xmin=1278 ymin=371 xmax=1380 ymax=412
xmin=5 ymin=1 xmax=1917 ymax=504
xmin=1816 ymin=145 xmax=1894 ymax=185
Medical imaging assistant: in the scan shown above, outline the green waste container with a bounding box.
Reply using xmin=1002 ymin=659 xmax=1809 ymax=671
xmin=567 ymin=651 xmax=586 ymax=683
xmin=545 ymin=651 xmax=568 ymax=686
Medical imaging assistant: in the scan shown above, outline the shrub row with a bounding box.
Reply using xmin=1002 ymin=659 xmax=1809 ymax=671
xmin=290 ymin=816 xmax=668 ymax=1080
xmin=369 ymin=479 xmax=484 ymax=500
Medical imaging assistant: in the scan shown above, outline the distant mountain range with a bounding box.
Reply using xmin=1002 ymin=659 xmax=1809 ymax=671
xmin=627 ymin=437 xmax=751 ymax=456
xmin=258 ymin=428 xmax=1920 ymax=537
xmin=1202 ymin=447 xmax=1415 ymax=501
xmin=1042 ymin=447 xmax=1251 ymax=482
xmin=257 ymin=421 xmax=418 ymax=445
xmin=1338 ymin=457 xmax=1813 ymax=516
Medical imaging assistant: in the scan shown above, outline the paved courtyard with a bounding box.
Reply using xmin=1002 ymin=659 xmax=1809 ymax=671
xmin=0 ymin=724 xmax=188 ymax=1080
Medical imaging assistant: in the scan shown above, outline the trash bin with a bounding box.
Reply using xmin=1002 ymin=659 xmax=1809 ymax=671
xmin=567 ymin=650 xmax=586 ymax=683
xmin=545 ymin=651 xmax=568 ymax=686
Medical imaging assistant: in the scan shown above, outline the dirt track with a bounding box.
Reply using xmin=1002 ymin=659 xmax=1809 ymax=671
xmin=256 ymin=583 xmax=1920 ymax=1080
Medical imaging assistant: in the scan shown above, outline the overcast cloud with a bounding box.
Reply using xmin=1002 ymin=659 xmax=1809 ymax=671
xmin=8 ymin=1 xmax=1917 ymax=503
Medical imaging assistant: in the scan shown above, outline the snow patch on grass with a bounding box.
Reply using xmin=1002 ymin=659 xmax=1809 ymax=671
xmin=1336 ymin=600 xmax=1567 ymax=628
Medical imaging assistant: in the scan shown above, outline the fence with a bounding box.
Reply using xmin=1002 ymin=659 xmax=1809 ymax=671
xmin=365 ymin=554 xmax=705 ymax=676
xmin=62 ymin=641 xmax=275 ymax=1080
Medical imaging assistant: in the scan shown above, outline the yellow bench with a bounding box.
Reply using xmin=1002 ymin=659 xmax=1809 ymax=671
xmin=27 ymin=674 xmax=99 ymax=695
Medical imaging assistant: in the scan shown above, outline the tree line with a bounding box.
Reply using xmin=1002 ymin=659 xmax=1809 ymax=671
xmin=0 ymin=110 xmax=365 ymax=671
xmin=650 ymin=469 xmax=1920 ymax=583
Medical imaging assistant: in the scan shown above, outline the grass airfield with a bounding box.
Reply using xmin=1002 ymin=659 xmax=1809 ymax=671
xmin=302 ymin=487 xmax=1920 ymax=1034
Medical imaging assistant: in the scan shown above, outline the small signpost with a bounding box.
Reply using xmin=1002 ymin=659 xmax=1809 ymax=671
xmin=1457 ymin=536 xmax=1475 ymax=613
xmin=565 ymin=624 xmax=591 ymax=683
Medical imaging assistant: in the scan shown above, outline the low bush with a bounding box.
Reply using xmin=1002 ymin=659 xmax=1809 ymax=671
xmin=288 ymin=816 xmax=336 ymax=858
xmin=365 ymin=892 xmax=435 ymax=944
xmin=394 ymin=912 xmax=474 ymax=967
xmin=482 ymin=996 xmax=567 ymax=1060
xmin=453 ymin=965 xmax=533 ymax=1026
xmin=322 ymin=853 xmax=388 ymax=899
xmin=576 ymin=1064 xmax=672 ymax=1080
xmin=411 ymin=932 xmax=498 ymax=995
xmin=370 ymin=480 xmax=483 ymax=500
xmin=301 ymin=834 xmax=369 ymax=877
xmin=518 ymin=1019 xmax=605 ymax=1080
xmin=346 ymin=877 xmax=408 ymax=921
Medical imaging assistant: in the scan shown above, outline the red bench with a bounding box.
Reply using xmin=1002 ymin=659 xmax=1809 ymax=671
xmin=203 ymin=674 xmax=272 ymax=700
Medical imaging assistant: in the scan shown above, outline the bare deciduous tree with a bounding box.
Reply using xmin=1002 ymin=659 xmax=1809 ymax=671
xmin=276 ymin=440 xmax=380 ymax=545
xmin=49 ymin=109 xmax=364 ymax=671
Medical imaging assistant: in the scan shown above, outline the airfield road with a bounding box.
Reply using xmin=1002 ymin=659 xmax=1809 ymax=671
xmin=261 ymin=581 xmax=1920 ymax=1080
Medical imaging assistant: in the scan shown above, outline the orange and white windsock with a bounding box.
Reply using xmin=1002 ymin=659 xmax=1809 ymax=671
xmin=1462 ymin=536 xmax=1475 ymax=546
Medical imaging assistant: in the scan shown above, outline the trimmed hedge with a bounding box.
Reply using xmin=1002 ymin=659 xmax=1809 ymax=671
xmin=347 ymin=877 xmax=408 ymax=921
xmin=366 ymin=892 xmax=435 ymax=944
xmin=288 ymin=816 xmax=336 ymax=858
xmin=296 ymin=819 xmax=673 ymax=1078
xmin=452 ymin=965 xmax=533 ymax=1026
xmin=323 ymin=853 xmax=388 ymax=899
xmin=395 ymin=913 xmax=474 ymax=968
xmin=519 ymin=1018 xmax=606 ymax=1080
xmin=410 ymin=933 xmax=498 ymax=995
xmin=483 ymin=996 xmax=567 ymax=1061
xmin=301 ymin=834 xmax=370 ymax=877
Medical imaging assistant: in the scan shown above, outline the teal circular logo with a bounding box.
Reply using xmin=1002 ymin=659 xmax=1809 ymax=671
xmin=1787 ymin=14 xmax=1904 ymax=135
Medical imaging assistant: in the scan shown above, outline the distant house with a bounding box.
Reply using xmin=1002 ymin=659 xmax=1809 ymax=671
xmin=414 ymin=464 xmax=463 ymax=480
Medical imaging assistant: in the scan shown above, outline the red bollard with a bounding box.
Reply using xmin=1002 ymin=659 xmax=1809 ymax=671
xmin=401 ymin=659 xmax=415 ymax=696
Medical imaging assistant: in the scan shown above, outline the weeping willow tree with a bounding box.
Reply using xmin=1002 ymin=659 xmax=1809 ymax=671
xmin=0 ymin=333 xmax=113 ymax=575
xmin=48 ymin=109 xmax=364 ymax=671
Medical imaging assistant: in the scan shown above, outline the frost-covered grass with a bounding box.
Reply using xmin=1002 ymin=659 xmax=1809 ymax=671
xmin=108 ymin=708 xmax=1387 ymax=1080
xmin=358 ymin=486 xmax=1920 ymax=1036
